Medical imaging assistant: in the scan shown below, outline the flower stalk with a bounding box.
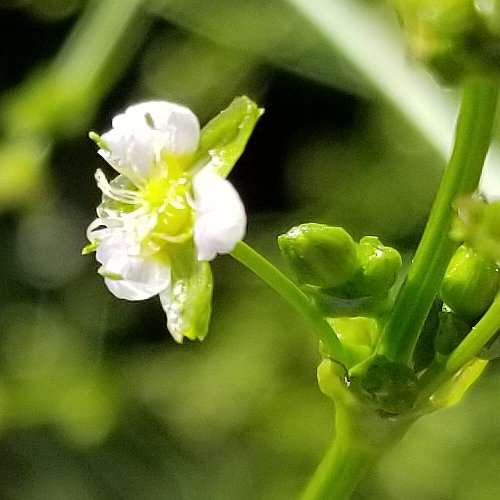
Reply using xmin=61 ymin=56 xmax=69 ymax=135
xmin=230 ymin=241 xmax=357 ymax=366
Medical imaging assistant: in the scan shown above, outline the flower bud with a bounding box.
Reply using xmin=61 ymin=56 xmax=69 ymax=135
xmin=278 ymin=224 xmax=359 ymax=288
xmin=451 ymin=196 xmax=500 ymax=263
xmin=391 ymin=0 xmax=500 ymax=81
xmin=440 ymin=244 xmax=500 ymax=321
xmin=351 ymin=236 xmax=402 ymax=296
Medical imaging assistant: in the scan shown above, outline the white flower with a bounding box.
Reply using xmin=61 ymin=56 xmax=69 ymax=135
xmin=86 ymin=101 xmax=247 ymax=339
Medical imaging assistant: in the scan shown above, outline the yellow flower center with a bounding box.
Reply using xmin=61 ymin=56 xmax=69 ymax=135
xmin=140 ymin=156 xmax=194 ymax=251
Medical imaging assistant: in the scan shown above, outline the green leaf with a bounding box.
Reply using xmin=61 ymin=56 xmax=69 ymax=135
xmin=193 ymin=95 xmax=263 ymax=178
xmin=304 ymin=285 xmax=392 ymax=319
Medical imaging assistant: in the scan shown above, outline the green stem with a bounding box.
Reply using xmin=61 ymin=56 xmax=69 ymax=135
xmin=2 ymin=0 xmax=147 ymax=138
xmin=377 ymin=77 xmax=499 ymax=364
xmin=52 ymin=0 xmax=147 ymax=97
xmin=230 ymin=241 xmax=355 ymax=365
xmin=300 ymin=402 xmax=412 ymax=500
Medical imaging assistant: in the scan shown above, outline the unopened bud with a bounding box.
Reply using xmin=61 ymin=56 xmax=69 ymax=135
xmin=351 ymin=236 xmax=402 ymax=296
xmin=440 ymin=244 xmax=500 ymax=321
xmin=391 ymin=0 xmax=500 ymax=81
xmin=278 ymin=223 xmax=359 ymax=288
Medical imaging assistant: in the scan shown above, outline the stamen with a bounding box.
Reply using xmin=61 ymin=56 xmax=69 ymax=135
xmin=95 ymin=169 xmax=139 ymax=204
xmin=89 ymin=131 xmax=110 ymax=150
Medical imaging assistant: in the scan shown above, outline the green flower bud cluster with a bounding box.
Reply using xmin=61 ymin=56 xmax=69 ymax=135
xmin=278 ymin=224 xmax=402 ymax=317
xmin=279 ymin=224 xmax=403 ymax=368
xmin=391 ymin=0 xmax=500 ymax=81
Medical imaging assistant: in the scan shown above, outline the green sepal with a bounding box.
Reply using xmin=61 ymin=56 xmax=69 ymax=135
xmin=317 ymin=358 xmax=350 ymax=402
xmin=440 ymin=244 xmax=500 ymax=322
xmin=304 ymin=284 xmax=392 ymax=318
xmin=349 ymin=236 xmax=402 ymax=296
xmin=193 ymin=95 xmax=263 ymax=178
xmin=428 ymin=357 xmax=489 ymax=409
xmin=278 ymin=224 xmax=359 ymax=289
xmin=161 ymin=248 xmax=213 ymax=343
xmin=326 ymin=317 xmax=379 ymax=367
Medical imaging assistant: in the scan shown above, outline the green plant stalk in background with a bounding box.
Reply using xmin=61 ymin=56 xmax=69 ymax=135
xmin=0 ymin=0 xmax=147 ymax=209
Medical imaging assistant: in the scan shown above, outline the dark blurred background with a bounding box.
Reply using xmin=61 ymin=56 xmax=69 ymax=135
xmin=0 ymin=1 xmax=499 ymax=498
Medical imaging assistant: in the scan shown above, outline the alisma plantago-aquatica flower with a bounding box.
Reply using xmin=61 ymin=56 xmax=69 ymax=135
xmin=84 ymin=97 xmax=263 ymax=342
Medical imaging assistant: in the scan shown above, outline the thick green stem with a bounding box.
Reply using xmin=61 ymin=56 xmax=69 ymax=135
xmin=300 ymin=402 xmax=412 ymax=500
xmin=230 ymin=242 xmax=356 ymax=365
xmin=378 ymin=78 xmax=499 ymax=364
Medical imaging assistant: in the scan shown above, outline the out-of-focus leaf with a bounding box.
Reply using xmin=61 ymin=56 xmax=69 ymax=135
xmin=150 ymin=0 xmax=367 ymax=94
xmin=140 ymin=33 xmax=262 ymax=120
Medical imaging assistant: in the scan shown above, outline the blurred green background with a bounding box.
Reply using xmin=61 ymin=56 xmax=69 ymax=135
xmin=0 ymin=0 xmax=499 ymax=498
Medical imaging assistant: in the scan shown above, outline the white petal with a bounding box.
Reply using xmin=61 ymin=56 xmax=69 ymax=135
xmin=193 ymin=170 xmax=246 ymax=261
xmin=127 ymin=101 xmax=200 ymax=155
xmin=100 ymin=101 xmax=200 ymax=181
xmin=96 ymin=230 xmax=170 ymax=300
